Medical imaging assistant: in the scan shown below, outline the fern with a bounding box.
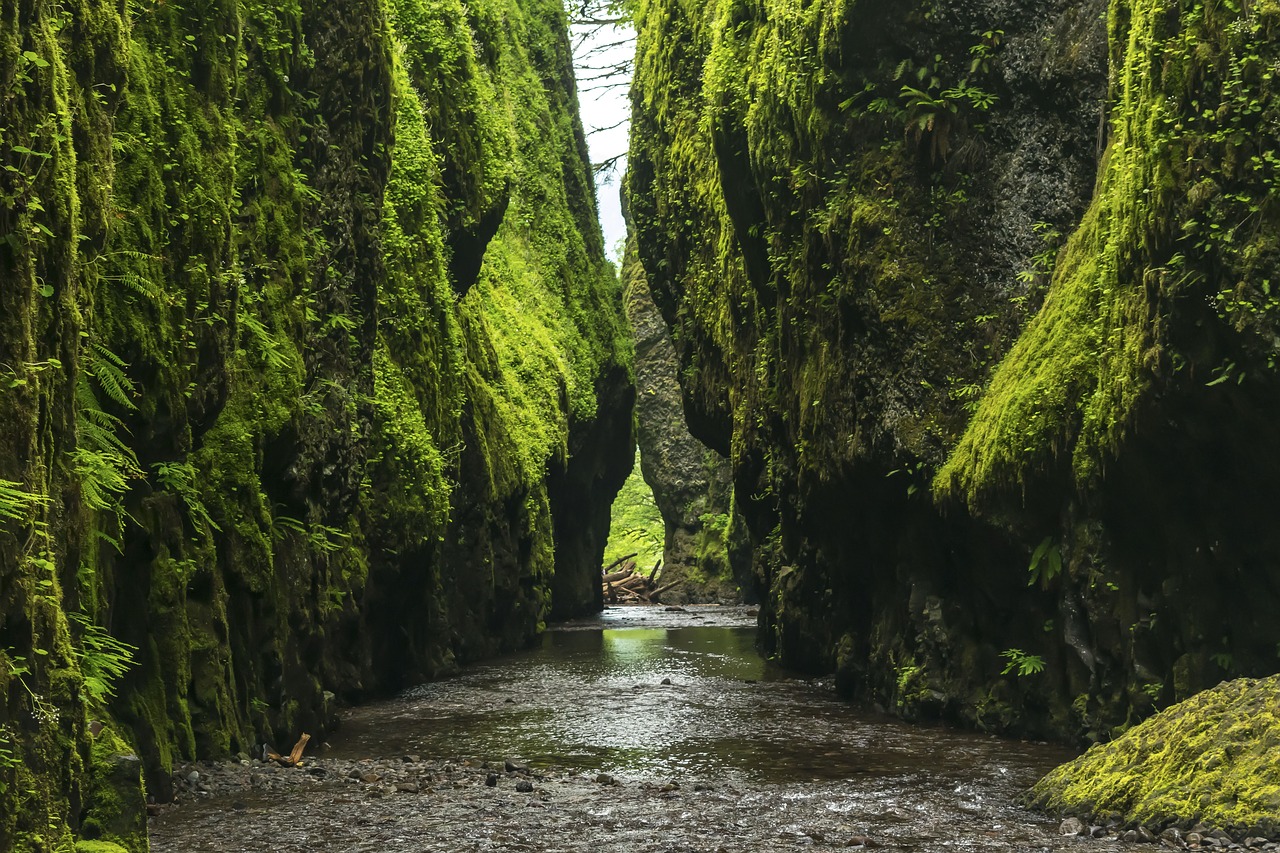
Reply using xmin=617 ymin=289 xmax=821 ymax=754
xmin=73 ymin=342 xmax=143 ymax=518
xmin=68 ymin=612 xmax=137 ymax=703
xmin=84 ymin=342 xmax=137 ymax=411
xmin=1001 ymin=648 xmax=1046 ymax=677
xmin=239 ymin=312 xmax=291 ymax=370
xmin=0 ymin=479 xmax=47 ymax=522
xmin=152 ymin=461 xmax=220 ymax=533
xmin=72 ymin=449 xmax=134 ymax=511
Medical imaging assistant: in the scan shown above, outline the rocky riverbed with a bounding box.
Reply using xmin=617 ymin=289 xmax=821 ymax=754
xmin=150 ymin=751 xmax=1280 ymax=852
xmin=145 ymin=608 xmax=1278 ymax=852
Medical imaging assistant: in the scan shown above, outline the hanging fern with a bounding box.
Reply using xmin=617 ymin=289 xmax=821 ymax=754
xmin=84 ymin=341 xmax=138 ymax=411
xmin=152 ymin=461 xmax=220 ymax=533
xmin=68 ymin=612 xmax=137 ymax=703
xmin=73 ymin=343 xmax=143 ymax=518
xmin=0 ymin=479 xmax=48 ymax=522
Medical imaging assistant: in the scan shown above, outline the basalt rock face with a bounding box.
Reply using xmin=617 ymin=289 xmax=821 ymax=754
xmin=0 ymin=0 xmax=631 ymax=843
xmin=628 ymin=0 xmax=1280 ymax=741
xmin=622 ymin=244 xmax=750 ymax=602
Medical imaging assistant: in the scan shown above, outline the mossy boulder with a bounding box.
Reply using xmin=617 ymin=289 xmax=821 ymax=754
xmin=76 ymin=727 xmax=147 ymax=852
xmin=74 ymin=842 xmax=131 ymax=853
xmin=1029 ymin=676 xmax=1280 ymax=838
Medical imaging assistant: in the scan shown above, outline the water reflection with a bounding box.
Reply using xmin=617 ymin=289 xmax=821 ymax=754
xmin=152 ymin=615 xmax=1117 ymax=853
xmin=330 ymin=625 xmax=1075 ymax=788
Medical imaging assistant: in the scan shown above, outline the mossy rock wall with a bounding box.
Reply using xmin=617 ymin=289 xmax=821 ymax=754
xmin=0 ymin=0 xmax=632 ymax=842
xmin=628 ymin=0 xmax=1280 ymax=741
xmin=621 ymin=240 xmax=750 ymax=602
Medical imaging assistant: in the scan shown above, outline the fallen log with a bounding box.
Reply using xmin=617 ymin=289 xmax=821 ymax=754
xmin=649 ymin=579 xmax=683 ymax=601
xmin=602 ymin=566 xmax=636 ymax=584
xmin=601 ymin=553 xmax=638 ymax=575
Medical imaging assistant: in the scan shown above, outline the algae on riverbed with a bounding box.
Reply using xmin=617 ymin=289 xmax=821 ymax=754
xmin=1030 ymin=676 xmax=1280 ymax=837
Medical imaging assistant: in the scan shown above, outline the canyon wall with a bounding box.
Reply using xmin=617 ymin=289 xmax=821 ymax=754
xmin=622 ymin=243 xmax=749 ymax=601
xmin=0 ymin=0 xmax=631 ymax=844
xmin=629 ymin=0 xmax=1280 ymax=739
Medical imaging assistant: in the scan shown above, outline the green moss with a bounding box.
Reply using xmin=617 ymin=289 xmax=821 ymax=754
xmin=939 ymin=0 xmax=1280 ymax=506
xmin=1030 ymin=676 xmax=1280 ymax=836
xmin=3 ymin=0 xmax=629 ymax=833
xmin=75 ymin=841 xmax=130 ymax=853
xmin=78 ymin=728 xmax=145 ymax=852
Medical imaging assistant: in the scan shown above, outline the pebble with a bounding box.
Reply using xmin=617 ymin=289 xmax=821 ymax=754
xmin=594 ymin=773 xmax=615 ymax=785
xmin=1059 ymin=817 xmax=1085 ymax=836
xmin=186 ymin=771 xmax=200 ymax=785
xmin=1044 ymin=818 xmax=1280 ymax=850
xmin=486 ymin=773 xmax=499 ymax=787
xmin=660 ymin=677 xmax=673 ymax=686
xmin=504 ymin=759 xmax=527 ymax=773
xmin=395 ymin=782 xmax=420 ymax=794
xmin=515 ymin=780 xmax=534 ymax=793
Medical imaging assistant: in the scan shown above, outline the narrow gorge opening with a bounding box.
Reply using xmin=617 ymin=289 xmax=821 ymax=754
xmin=573 ymin=3 xmax=749 ymax=606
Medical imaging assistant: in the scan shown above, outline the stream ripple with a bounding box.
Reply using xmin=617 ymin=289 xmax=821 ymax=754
xmin=149 ymin=606 xmax=1122 ymax=852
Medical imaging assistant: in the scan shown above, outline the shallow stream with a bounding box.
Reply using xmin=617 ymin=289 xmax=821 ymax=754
xmin=149 ymin=606 xmax=1122 ymax=852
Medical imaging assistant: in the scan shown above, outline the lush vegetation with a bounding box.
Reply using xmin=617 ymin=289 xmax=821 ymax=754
xmin=604 ymin=454 xmax=665 ymax=573
xmin=0 ymin=0 xmax=631 ymax=843
xmin=629 ymin=0 xmax=1280 ymax=747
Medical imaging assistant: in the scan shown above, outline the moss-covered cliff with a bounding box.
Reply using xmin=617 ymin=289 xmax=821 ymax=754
xmin=0 ymin=0 xmax=632 ymax=842
xmin=621 ymin=240 xmax=749 ymax=602
xmin=628 ymin=0 xmax=1280 ymax=740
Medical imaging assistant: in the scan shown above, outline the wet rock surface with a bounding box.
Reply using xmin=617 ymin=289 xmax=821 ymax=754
xmin=622 ymin=252 xmax=749 ymax=604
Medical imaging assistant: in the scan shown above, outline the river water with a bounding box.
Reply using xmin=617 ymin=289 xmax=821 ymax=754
xmin=149 ymin=606 xmax=1122 ymax=852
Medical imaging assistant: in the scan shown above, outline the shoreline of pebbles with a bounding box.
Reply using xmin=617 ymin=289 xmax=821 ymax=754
xmin=1055 ymin=817 xmax=1280 ymax=851
xmin=161 ymin=752 xmax=547 ymax=806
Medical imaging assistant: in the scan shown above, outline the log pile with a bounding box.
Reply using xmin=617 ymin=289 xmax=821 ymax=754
xmin=601 ymin=553 xmax=681 ymax=604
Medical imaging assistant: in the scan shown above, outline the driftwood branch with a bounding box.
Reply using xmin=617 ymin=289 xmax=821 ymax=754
xmin=265 ymin=733 xmax=311 ymax=768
